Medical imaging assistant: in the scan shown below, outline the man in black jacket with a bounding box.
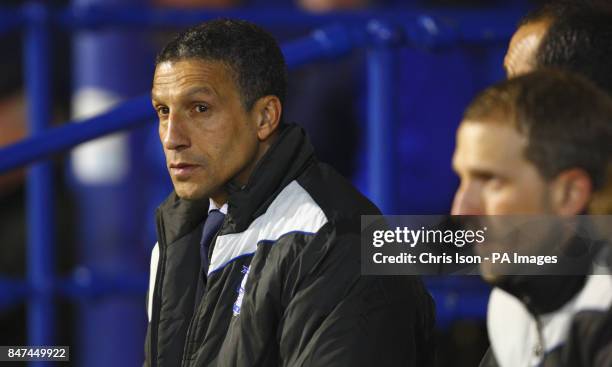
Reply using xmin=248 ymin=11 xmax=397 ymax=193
xmin=144 ymin=19 xmax=434 ymax=367
xmin=452 ymin=70 xmax=612 ymax=367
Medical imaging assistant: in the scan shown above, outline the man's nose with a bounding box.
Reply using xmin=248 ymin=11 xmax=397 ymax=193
xmin=162 ymin=112 xmax=190 ymax=151
xmin=451 ymin=182 xmax=484 ymax=215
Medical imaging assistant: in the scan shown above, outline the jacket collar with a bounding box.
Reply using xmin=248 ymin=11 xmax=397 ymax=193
xmin=494 ymin=234 xmax=604 ymax=315
xmin=225 ymin=123 xmax=315 ymax=233
xmin=156 ymin=192 xmax=209 ymax=246
xmin=488 ymin=273 xmax=612 ymax=366
xmin=157 ymin=123 xmax=315 ymax=244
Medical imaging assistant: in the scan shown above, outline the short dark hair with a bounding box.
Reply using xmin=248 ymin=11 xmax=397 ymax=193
xmin=536 ymin=9 xmax=612 ymax=96
xmin=519 ymin=0 xmax=583 ymax=26
xmin=463 ymin=69 xmax=612 ymax=190
xmin=156 ymin=19 xmax=288 ymax=110
xmin=518 ymin=0 xmax=610 ymax=26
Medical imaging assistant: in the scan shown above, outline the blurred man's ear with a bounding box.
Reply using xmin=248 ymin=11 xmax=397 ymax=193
xmin=253 ymin=95 xmax=282 ymax=142
xmin=550 ymin=168 xmax=593 ymax=215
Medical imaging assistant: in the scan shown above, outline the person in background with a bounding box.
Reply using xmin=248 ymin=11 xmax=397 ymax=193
xmin=503 ymin=0 xmax=581 ymax=78
xmin=452 ymin=70 xmax=612 ymax=366
xmin=503 ymin=0 xmax=612 ymax=216
xmin=533 ymin=6 xmax=612 ymax=216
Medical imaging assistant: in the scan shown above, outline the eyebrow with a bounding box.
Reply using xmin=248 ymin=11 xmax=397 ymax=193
xmin=151 ymin=86 xmax=216 ymax=102
xmin=453 ymin=158 xmax=500 ymax=177
xmin=185 ymin=86 xmax=215 ymax=97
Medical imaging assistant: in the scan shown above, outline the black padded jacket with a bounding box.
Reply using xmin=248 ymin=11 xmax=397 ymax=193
xmin=143 ymin=123 xmax=435 ymax=367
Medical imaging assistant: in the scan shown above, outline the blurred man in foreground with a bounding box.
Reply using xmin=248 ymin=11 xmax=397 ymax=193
xmin=144 ymin=19 xmax=434 ymax=367
xmin=452 ymin=70 xmax=612 ymax=366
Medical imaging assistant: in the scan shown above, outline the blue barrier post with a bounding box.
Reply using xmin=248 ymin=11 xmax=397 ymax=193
xmin=366 ymin=20 xmax=400 ymax=214
xmin=70 ymin=0 xmax=153 ymax=365
xmin=23 ymin=2 xmax=56 ymax=364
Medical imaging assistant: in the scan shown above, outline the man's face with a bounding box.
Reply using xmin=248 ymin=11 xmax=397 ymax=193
xmin=152 ymin=59 xmax=260 ymax=201
xmin=504 ymin=18 xmax=551 ymax=77
xmin=452 ymin=121 xmax=561 ymax=281
xmin=451 ymin=121 xmax=554 ymax=215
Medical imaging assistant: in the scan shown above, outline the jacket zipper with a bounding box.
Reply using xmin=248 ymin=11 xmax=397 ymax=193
xmin=181 ymin=217 xmax=227 ymax=367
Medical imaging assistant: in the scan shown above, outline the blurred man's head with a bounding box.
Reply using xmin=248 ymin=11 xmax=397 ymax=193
xmin=452 ymin=70 xmax=612 ymax=216
xmin=506 ymin=4 xmax=612 ymax=214
xmin=505 ymin=1 xmax=612 ymax=79
xmin=152 ymin=19 xmax=287 ymax=203
xmin=504 ymin=1 xmax=579 ymax=77
xmin=504 ymin=17 xmax=551 ymax=77
xmin=536 ymin=9 xmax=612 ymax=102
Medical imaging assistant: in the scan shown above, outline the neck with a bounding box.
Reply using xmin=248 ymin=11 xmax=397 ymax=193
xmin=498 ymin=274 xmax=586 ymax=315
xmin=495 ymin=234 xmax=598 ymax=315
xmin=210 ymin=190 xmax=228 ymax=208
xmin=231 ymin=131 xmax=280 ymax=188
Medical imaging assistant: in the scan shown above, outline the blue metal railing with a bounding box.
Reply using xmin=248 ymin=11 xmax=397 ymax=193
xmin=0 ymin=2 xmax=519 ymax=358
xmin=22 ymin=1 xmax=55 ymax=350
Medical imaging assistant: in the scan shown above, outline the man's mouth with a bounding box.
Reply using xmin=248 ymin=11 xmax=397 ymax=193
xmin=169 ymin=162 xmax=200 ymax=179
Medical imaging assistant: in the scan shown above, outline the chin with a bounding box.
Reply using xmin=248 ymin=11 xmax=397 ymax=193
xmin=481 ymin=272 xmax=501 ymax=285
xmin=479 ymin=264 xmax=506 ymax=286
xmin=173 ymin=183 xmax=209 ymax=201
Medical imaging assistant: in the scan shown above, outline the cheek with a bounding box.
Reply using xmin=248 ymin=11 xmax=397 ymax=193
xmin=485 ymin=184 xmax=548 ymax=214
xmin=158 ymin=124 xmax=169 ymax=148
xmin=226 ymin=119 xmax=258 ymax=156
xmin=481 ymin=184 xmax=522 ymax=214
xmin=203 ymin=127 xmax=252 ymax=170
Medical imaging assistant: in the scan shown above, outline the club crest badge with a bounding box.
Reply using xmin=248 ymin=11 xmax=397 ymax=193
xmin=232 ymin=265 xmax=250 ymax=316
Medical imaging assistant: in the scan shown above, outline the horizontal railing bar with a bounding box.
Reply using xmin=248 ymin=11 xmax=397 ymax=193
xmin=0 ymin=9 xmax=520 ymax=174
xmin=0 ymin=5 xmax=523 ymax=46
xmin=57 ymin=6 xmax=414 ymax=29
xmin=0 ymin=95 xmax=155 ymax=173
xmin=0 ymin=24 xmax=375 ymax=173
xmin=0 ymin=278 xmax=28 ymax=309
xmin=0 ymin=7 xmax=23 ymax=34
xmin=0 ymin=273 xmax=147 ymax=306
xmin=0 ymin=273 xmax=489 ymax=325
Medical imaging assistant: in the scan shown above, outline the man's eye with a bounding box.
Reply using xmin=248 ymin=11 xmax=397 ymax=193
xmin=157 ymin=106 xmax=169 ymax=115
xmin=486 ymin=176 xmax=504 ymax=189
xmin=195 ymin=104 xmax=209 ymax=113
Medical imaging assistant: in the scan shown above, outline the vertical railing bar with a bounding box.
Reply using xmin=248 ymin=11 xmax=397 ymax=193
xmin=366 ymin=20 xmax=399 ymax=214
xmin=23 ymin=1 xmax=56 ymax=361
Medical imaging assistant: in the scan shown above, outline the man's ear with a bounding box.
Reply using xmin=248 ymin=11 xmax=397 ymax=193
xmin=252 ymin=95 xmax=282 ymax=141
xmin=550 ymin=168 xmax=593 ymax=215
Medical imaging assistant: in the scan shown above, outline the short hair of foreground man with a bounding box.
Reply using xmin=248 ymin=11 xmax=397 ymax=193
xmin=156 ymin=18 xmax=288 ymax=109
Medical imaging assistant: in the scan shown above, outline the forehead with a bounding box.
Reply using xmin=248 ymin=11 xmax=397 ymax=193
xmin=454 ymin=121 xmax=529 ymax=172
xmin=505 ymin=19 xmax=551 ymax=77
xmin=152 ymin=59 xmax=236 ymax=97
